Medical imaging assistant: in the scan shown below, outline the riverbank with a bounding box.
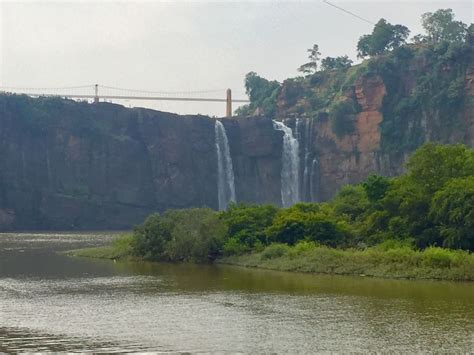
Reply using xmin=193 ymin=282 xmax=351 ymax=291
xmin=65 ymin=234 xmax=134 ymax=260
xmin=68 ymin=240 xmax=474 ymax=282
xmin=217 ymin=244 xmax=474 ymax=281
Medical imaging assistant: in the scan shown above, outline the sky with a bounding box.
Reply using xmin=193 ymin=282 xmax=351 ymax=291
xmin=0 ymin=0 xmax=472 ymax=117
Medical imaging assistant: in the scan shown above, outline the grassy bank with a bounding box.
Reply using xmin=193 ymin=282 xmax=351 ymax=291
xmin=66 ymin=234 xmax=134 ymax=260
xmin=68 ymin=236 xmax=474 ymax=281
xmin=218 ymin=242 xmax=474 ymax=281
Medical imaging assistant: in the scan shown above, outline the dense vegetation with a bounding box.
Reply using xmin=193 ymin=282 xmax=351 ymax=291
xmin=74 ymin=143 xmax=473 ymax=280
xmin=236 ymin=9 xmax=473 ymax=152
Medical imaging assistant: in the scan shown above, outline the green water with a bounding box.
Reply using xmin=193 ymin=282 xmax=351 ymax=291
xmin=0 ymin=232 xmax=473 ymax=352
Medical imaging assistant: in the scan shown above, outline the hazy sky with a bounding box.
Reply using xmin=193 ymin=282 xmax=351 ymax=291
xmin=0 ymin=0 xmax=472 ymax=117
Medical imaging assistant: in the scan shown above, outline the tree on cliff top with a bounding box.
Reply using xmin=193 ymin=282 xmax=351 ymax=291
xmin=357 ymin=19 xmax=410 ymax=58
xmin=298 ymin=44 xmax=321 ymax=75
xmin=420 ymin=9 xmax=468 ymax=44
xmin=236 ymin=72 xmax=281 ymax=116
xmin=320 ymin=56 xmax=353 ymax=71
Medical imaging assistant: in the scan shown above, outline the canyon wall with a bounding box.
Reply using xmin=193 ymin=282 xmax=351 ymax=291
xmin=0 ymin=43 xmax=473 ymax=230
xmin=0 ymin=96 xmax=282 ymax=230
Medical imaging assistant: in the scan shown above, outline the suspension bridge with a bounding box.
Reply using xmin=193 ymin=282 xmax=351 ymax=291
xmin=0 ymin=84 xmax=250 ymax=117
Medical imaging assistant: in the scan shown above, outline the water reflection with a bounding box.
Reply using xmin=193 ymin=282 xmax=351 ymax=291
xmin=0 ymin=232 xmax=473 ymax=352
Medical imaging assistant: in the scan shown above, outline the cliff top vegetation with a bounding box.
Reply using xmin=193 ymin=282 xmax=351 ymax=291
xmin=236 ymin=9 xmax=473 ymax=152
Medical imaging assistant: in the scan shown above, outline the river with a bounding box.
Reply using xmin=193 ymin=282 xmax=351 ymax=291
xmin=0 ymin=232 xmax=473 ymax=352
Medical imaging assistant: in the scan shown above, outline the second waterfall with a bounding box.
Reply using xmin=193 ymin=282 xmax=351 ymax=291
xmin=215 ymin=120 xmax=236 ymax=211
xmin=273 ymin=120 xmax=300 ymax=207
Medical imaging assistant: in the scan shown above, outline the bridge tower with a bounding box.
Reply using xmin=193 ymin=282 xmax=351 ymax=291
xmin=226 ymin=88 xmax=232 ymax=117
xmin=94 ymin=84 xmax=99 ymax=103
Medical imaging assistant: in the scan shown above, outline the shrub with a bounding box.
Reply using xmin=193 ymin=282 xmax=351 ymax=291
xmin=306 ymin=214 xmax=352 ymax=247
xmin=220 ymin=203 xmax=278 ymax=249
xmin=132 ymin=208 xmax=226 ymax=262
xmin=265 ymin=210 xmax=309 ymax=245
xmin=374 ymin=238 xmax=415 ymax=251
xmin=288 ymin=241 xmax=319 ymax=257
xmin=331 ymin=184 xmax=370 ymax=222
xmin=261 ymin=243 xmax=290 ymax=260
xmin=328 ymin=99 xmax=359 ymax=137
xmin=223 ymin=237 xmax=253 ymax=256
xmin=132 ymin=213 xmax=172 ymax=260
xmin=422 ymin=247 xmax=454 ymax=268
xmin=112 ymin=234 xmax=134 ymax=258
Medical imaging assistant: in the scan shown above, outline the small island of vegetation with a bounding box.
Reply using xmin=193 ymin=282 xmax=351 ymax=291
xmin=69 ymin=143 xmax=474 ymax=281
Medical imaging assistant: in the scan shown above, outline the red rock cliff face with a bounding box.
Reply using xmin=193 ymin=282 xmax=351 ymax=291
xmin=289 ymin=60 xmax=474 ymax=201
xmin=301 ymin=74 xmax=387 ymax=201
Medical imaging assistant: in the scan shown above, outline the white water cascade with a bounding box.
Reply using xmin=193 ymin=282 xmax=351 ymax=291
xmin=215 ymin=120 xmax=236 ymax=210
xmin=273 ymin=120 xmax=300 ymax=207
xmin=299 ymin=118 xmax=314 ymax=202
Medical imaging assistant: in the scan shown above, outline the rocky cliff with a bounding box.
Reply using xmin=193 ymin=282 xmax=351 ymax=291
xmin=1 ymin=43 xmax=473 ymax=231
xmin=243 ymin=41 xmax=474 ymax=201
xmin=0 ymin=95 xmax=283 ymax=230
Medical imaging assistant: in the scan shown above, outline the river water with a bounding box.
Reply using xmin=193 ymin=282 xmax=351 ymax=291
xmin=0 ymin=232 xmax=473 ymax=353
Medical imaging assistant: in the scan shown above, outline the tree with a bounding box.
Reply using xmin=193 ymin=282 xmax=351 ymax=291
xmin=132 ymin=213 xmax=172 ymax=260
xmin=362 ymin=175 xmax=391 ymax=203
xmin=430 ymin=177 xmax=474 ymax=250
xmin=265 ymin=205 xmax=351 ymax=247
xmin=467 ymin=24 xmax=474 ymax=45
xmin=244 ymin=72 xmax=280 ymax=103
xmin=376 ymin=143 xmax=474 ymax=249
xmin=298 ymin=44 xmax=321 ymax=75
xmin=320 ymin=56 xmax=353 ymax=71
xmin=421 ymin=9 xmax=468 ymax=44
xmin=240 ymin=72 xmax=281 ymax=116
xmin=405 ymin=143 xmax=474 ymax=195
xmin=220 ymin=203 xmax=278 ymax=252
xmin=332 ymin=185 xmax=370 ymax=222
xmin=357 ymin=19 xmax=410 ymax=58
xmin=163 ymin=208 xmax=226 ymax=261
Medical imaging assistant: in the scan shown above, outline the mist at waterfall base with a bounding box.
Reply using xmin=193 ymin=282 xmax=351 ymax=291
xmin=215 ymin=120 xmax=236 ymax=211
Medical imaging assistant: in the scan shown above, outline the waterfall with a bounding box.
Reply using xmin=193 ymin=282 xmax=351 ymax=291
xmin=302 ymin=118 xmax=313 ymax=201
xmin=273 ymin=120 xmax=300 ymax=207
xmin=309 ymin=158 xmax=318 ymax=202
xmin=215 ymin=120 xmax=236 ymax=211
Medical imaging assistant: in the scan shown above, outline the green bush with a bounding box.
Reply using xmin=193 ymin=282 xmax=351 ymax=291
xmin=374 ymin=238 xmax=415 ymax=251
xmin=331 ymin=184 xmax=370 ymax=222
xmin=265 ymin=209 xmax=309 ymax=245
xmin=132 ymin=208 xmax=226 ymax=262
xmin=422 ymin=247 xmax=455 ymax=268
xmin=328 ymin=99 xmax=359 ymax=137
xmin=223 ymin=237 xmax=253 ymax=256
xmin=132 ymin=213 xmax=172 ymax=260
xmin=430 ymin=176 xmax=474 ymax=250
xmin=112 ymin=234 xmax=134 ymax=258
xmin=261 ymin=243 xmax=290 ymax=260
xmin=220 ymin=203 xmax=278 ymax=251
xmin=288 ymin=241 xmax=319 ymax=257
